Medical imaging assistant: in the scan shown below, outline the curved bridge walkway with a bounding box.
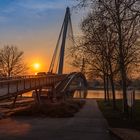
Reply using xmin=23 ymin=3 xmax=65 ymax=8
xmin=0 ymin=72 xmax=87 ymax=101
xmin=0 ymin=75 xmax=65 ymax=100
xmin=0 ymin=99 xmax=117 ymax=140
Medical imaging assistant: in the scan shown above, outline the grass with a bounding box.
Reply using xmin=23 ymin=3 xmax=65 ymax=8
xmin=12 ymin=99 xmax=85 ymax=118
xmin=97 ymin=99 xmax=140 ymax=130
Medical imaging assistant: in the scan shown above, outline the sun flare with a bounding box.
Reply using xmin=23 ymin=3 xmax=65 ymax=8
xmin=33 ymin=63 xmax=40 ymax=70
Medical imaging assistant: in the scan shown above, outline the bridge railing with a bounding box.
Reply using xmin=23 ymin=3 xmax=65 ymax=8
xmin=0 ymin=75 xmax=37 ymax=81
xmin=0 ymin=74 xmax=66 ymax=100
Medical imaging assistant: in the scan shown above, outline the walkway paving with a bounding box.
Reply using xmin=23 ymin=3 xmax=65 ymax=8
xmin=0 ymin=100 xmax=117 ymax=140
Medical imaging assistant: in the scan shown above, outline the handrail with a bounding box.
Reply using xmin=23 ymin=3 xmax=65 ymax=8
xmin=0 ymin=74 xmax=66 ymax=100
xmin=62 ymin=72 xmax=87 ymax=92
xmin=54 ymin=72 xmax=87 ymax=98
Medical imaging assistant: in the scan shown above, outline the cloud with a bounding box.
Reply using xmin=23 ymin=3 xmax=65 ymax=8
xmin=0 ymin=0 xmax=77 ymax=32
xmin=16 ymin=0 xmax=67 ymax=11
xmin=1 ymin=0 xmax=69 ymax=20
xmin=0 ymin=0 xmax=68 ymax=21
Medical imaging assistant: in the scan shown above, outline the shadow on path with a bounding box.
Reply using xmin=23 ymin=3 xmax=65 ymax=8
xmin=0 ymin=99 xmax=118 ymax=140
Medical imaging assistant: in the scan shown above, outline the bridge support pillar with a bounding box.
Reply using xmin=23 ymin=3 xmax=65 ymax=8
xmin=52 ymin=86 xmax=57 ymax=103
xmin=33 ymin=89 xmax=41 ymax=105
xmin=12 ymin=95 xmax=18 ymax=108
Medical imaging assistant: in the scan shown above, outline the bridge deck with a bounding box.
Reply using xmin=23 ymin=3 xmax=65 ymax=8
xmin=0 ymin=75 xmax=65 ymax=100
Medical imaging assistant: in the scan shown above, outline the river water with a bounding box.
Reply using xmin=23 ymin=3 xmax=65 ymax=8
xmin=23 ymin=90 xmax=140 ymax=100
xmin=85 ymin=90 xmax=140 ymax=99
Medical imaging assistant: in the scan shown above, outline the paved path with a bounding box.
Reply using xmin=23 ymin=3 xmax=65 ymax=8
xmin=0 ymin=100 xmax=117 ymax=140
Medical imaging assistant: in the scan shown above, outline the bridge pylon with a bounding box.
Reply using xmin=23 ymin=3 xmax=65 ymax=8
xmin=49 ymin=7 xmax=73 ymax=74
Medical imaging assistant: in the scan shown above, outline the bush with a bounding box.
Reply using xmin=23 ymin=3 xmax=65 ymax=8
xmin=12 ymin=99 xmax=86 ymax=118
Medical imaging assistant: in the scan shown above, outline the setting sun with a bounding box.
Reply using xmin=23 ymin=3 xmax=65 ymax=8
xmin=33 ymin=63 xmax=40 ymax=70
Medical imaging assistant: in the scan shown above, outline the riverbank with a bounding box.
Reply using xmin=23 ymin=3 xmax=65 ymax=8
xmin=97 ymin=99 xmax=140 ymax=129
xmin=97 ymin=99 xmax=140 ymax=140
xmin=86 ymin=90 xmax=140 ymax=99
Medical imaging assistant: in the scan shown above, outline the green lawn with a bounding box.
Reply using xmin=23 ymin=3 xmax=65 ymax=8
xmin=97 ymin=99 xmax=140 ymax=130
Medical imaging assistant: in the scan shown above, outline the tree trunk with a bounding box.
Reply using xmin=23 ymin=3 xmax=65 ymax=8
xmin=8 ymin=70 xmax=10 ymax=78
xmin=116 ymin=1 xmax=128 ymax=114
xmin=109 ymin=74 xmax=116 ymax=109
xmin=106 ymin=75 xmax=110 ymax=103
xmin=108 ymin=58 xmax=116 ymax=109
xmin=103 ymin=74 xmax=107 ymax=102
xmin=120 ymin=65 xmax=128 ymax=114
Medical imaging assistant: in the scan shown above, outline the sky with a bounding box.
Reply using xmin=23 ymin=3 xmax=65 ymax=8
xmin=0 ymin=0 xmax=86 ymax=74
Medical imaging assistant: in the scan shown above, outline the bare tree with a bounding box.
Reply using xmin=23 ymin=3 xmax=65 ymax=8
xmin=74 ymin=0 xmax=140 ymax=114
xmin=71 ymin=9 xmax=118 ymax=107
xmin=98 ymin=0 xmax=140 ymax=114
xmin=69 ymin=31 xmax=112 ymax=103
xmin=0 ymin=46 xmax=28 ymax=77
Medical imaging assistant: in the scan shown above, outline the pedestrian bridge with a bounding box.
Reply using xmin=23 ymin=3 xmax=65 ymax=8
xmin=0 ymin=7 xmax=87 ymax=103
xmin=0 ymin=72 xmax=87 ymax=102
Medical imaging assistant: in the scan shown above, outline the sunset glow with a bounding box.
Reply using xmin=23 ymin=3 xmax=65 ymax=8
xmin=33 ymin=63 xmax=40 ymax=70
xmin=0 ymin=0 xmax=81 ymax=75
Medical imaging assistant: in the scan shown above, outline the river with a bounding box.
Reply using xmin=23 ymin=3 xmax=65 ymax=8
xmin=75 ymin=90 xmax=140 ymax=99
xmin=23 ymin=90 xmax=140 ymax=100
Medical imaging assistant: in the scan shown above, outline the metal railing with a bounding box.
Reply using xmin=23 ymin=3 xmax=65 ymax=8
xmin=0 ymin=74 xmax=66 ymax=100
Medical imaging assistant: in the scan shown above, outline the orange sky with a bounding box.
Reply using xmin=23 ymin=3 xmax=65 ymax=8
xmin=0 ymin=0 xmax=86 ymax=74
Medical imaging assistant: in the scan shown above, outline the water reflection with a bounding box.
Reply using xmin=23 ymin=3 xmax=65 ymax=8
xmin=22 ymin=91 xmax=33 ymax=97
xmin=75 ymin=90 xmax=140 ymax=99
xmin=22 ymin=90 xmax=140 ymax=100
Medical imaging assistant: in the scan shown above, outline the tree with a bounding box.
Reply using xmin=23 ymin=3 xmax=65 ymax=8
xmin=97 ymin=0 xmax=140 ymax=114
xmin=74 ymin=0 xmax=140 ymax=113
xmin=70 ymin=5 xmax=118 ymax=107
xmin=0 ymin=46 xmax=28 ymax=77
